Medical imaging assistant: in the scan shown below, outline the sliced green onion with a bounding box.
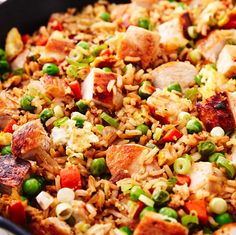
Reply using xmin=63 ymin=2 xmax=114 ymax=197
xmin=100 ymin=12 xmax=111 ymax=22
xmin=159 ymin=207 xmax=178 ymax=219
xmin=77 ymin=41 xmax=90 ymax=50
xmin=178 ymin=112 xmax=191 ymax=123
xmin=74 ymin=117 xmax=85 ymax=128
xmin=136 ymin=124 xmax=149 ymax=135
xmin=167 ymin=82 xmax=182 ymax=93
xmin=209 ymin=197 xmax=227 ymax=215
xmin=69 ymin=49 xmax=83 ymax=63
xmin=13 ymin=68 xmax=24 ymax=75
xmin=1 ymin=145 xmax=12 ymax=155
xmin=139 ymin=206 xmax=156 ymax=220
xmin=208 ymin=152 xmax=224 ymax=163
xmin=76 ymin=100 xmax=88 ymax=114
xmin=152 ymin=189 xmax=170 ymax=205
xmin=138 ymin=18 xmax=150 ymax=30
xmin=184 ymin=88 xmax=198 ymax=101
xmin=138 ymin=81 xmax=153 ymax=99
xmin=102 ymin=67 xmax=112 ymax=73
xmin=188 ymin=49 xmax=201 ymax=64
xmin=181 ymin=215 xmax=199 ymax=228
xmin=53 ymin=117 xmax=69 ymax=127
xmin=92 ymin=44 xmax=108 ymax=56
xmin=145 ymin=142 xmax=158 ymax=149
xmin=139 ymin=194 xmax=155 ymax=207
xmin=187 ymin=26 xmax=198 ymax=39
xmin=210 ymin=126 xmax=225 ymax=137
xmin=81 ymin=55 xmax=95 ymax=63
xmin=182 ymin=154 xmax=192 ymax=162
xmin=100 ymin=112 xmax=119 ymax=128
xmin=173 ymin=158 xmax=191 ymax=175
xmin=166 ymin=177 xmax=177 ymax=191
xmin=130 ymin=186 xmax=146 ymax=201
xmin=119 ymin=226 xmax=132 ymax=235
xmin=20 ymin=95 xmax=36 ymax=112
xmin=194 ymin=74 xmax=203 ymax=86
xmin=66 ymin=65 xmax=78 ymax=78
xmin=96 ymin=124 xmax=104 ymax=132
xmin=216 ymin=156 xmax=236 ymax=179
xmin=39 ymin=108 xmax=54 ymax=122
xmin=153 ymin=128 xmax=163 ymax=141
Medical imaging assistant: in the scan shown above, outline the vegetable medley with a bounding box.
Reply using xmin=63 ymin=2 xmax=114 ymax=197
xmin=1 ymin=0 xmax=236 ymax=235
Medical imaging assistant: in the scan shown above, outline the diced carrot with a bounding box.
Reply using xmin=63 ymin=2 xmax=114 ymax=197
xmin=35 ymin=35 xmax=48 ymax=46
xmin=69 ymin=81 xmax=82 ymax=100
xmin=8 ymin=200 xmax=26 ymax=225
xmin=185 ymin=199 xmax=208 ymax=225
xmin=100 ymin=49 xmax=112 ymax=56
xmin=21 ymin=34 xmax=30 ymax=44
xmin=162 ymin=128 xmax=183 ymax=142
xmin=176 ymin=175 xmax=191 ymax=186
xmin=60 ymin=166 xmax=82 ymax=190
xmin=3 ymin=119 xmax=16 ymax=133
xmin=133 ymin=201 xmax=145 ymax=220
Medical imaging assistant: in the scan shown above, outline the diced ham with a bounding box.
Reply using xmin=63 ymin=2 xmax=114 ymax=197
xmin=196 ymin=92 xmax=236 ymax=132
xmin=217 ymin=45 xmax=236 ymax=77
xmin=81 ymin=68 xmax=123 ymax=110
xmin=147 ymin=89 xmax=192 ymax=124
xmin=158 ymin=13 xmax=191 ymax=52
xmin=197 ymin=30 xmax=234 ymax=63
xmin=12 ymin=119 xmax=59 ymax=174
xmin=152 ymin=61 xmax=197 ymax=90
xmin=213 ymin=223 xmax=236 ymax=235
xmin=106 ymin=144 xmax=158 ymax=181
xmin=117 ymin=26 xmax=160 ymax=69
xmin=132 ymin=0 xmax=157 ymax=9
xmin=0 ymin=155 xmax=30 ymax=194
xmin=133 ymin=212 xmax=188 ymax=235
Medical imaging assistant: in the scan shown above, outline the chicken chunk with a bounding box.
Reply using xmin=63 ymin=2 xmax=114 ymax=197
xmin=196 ymin=92 xmax=235 ymax=132
xmin=133 ymin=212 xmax=188 ymax=235
xmin=12 ymin=119 xmax=59 ymax=174
xmin=158 ymin=13 xmax=191 ymax=52
xmin=81 ymin=68 xmax=123 ymax=110
xmin=0 ymin=154 xmax=30 ymax=194
xmin=214 ymin=223 xmax=236 ymax=235
xmin=197 ymin=30 xmax=234 ymax=63
xmin=132 ymin=0 xmax=157 ymax=9
xmin=106 ymin=144 xmax=158 ymax=181
xmin=217 ymin=45 xmax=236 ymax=77
xmin=117 ymin=26 xmax=160 ymax=69
xmin=147 ymin=89 xmax=192 ymax=124
xmin=152 ymin=61 xmax=197 ymax=90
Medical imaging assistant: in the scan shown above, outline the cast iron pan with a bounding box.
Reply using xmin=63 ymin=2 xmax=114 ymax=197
xmin=0 ymin=0 xmax=127 ymax=234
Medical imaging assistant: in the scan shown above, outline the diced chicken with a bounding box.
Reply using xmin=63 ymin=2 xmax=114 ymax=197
xmin=158 ymin=13 xmax=191 ymax=52
xmin=5 ymin=27 xmax=23 ymax=61
xmin=0 ymin=154 xmax=30 ymax=194
xmin=230 ymin=145 xmax=236 ymax=165
xmin=217 ymin=45 xmax=236 ymax=77
xmin=227 ymin=91 xmax=236 ymax=125
xmin=214 ymin=223 xmax=236 ymax=235
xmin=12 ymin=119 xmax=59 ymax=174
xmin=132 ymin=0 xmax=157 ymax=9
xmin=39 ymin=217 xmax=71 ymax=235
xmin=152 ymin=61 xmax=196 ymax=90
xmin=117 ymin=26 xmax=160 ymax=69
xmin=197 ymin=92 xmax=236 ymax=132
xmin=106 ymin=144 xmax=158 ymax=181
xmin=182 ymin=0 xmax=214 ymax=8
xmin=81 ymin=68 xmax=123 ymax=110
xmin=133 ymin=212 xmax=188 ymax=235
xmin=188 ymin=162 xmax=216 ymax=194
xmin=147 ymin=89 xmax=192 ymax=124
xmin=197 ymin=30 xmax=235 ymax=63
xmin=11 ymin=49 xmax=30 ymax=70
xmin=111 ymin=4 xmax=130 ymax=20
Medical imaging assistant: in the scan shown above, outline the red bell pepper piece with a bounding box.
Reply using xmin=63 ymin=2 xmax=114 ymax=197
xmin=133 ymin=201 xmax=145 ymax=220
xmin=185 ymin=199 xmax=208 ymax=225
xmin=8 ymin=200 xmax=26 ymax=225
xmin=35 ymin=35 xmax=48 ymax=46
xmin=100 ymin=49 xmax=112 ymax=57
xmin=69 ymin=81 xmax=82 ymax=100
xmin=49 ymin=17 xmax=63 ymax=31
xmin=176 ymin=174 xmax=191 ymax=186
xmin=60 ymin=166 xmax=82 ymax=190
xmin=162 ymin=128 xmax=183 ymax=142
xmin=21 ymin=34 xmax=30 ymax=44
xmin=3 ymin=119 xmax=17 ymax=133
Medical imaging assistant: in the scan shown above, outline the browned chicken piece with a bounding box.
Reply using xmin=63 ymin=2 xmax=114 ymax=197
xmin=40 ymin=75 xmax=72 ymax=98
xmin=0 ymin=154 xmax=31 ymax=194
xmin=106 ymin=144 xmax=158 ymax=182
xmin=81 ymin=68 xmax=123 ymax=110
xmin=196 ymin=92 xmax=236 ymax=132
xmin=217 ymin=45 xmax=236 ymax=77
xmin=158 ymin=13 xmax=191 ymax=52
xmin=152 ymin=61 xmax=197 ymax=90
xmin=132 ymin=0 xmax=157 ymax=9
xmin=133 ymin=212 xmax=188 ymax=235
xmin=12 ymin=119 xmax=59 ymax=174
xmin=197 ymin=30 xmax=234 ymax=63
xmin=11 ymin=49 xmax=30 ymax=70
xmin=38 ymin=217 xmax=72 ymax=235
xmin=117 ymin=26 xmax=160 ymax=69
xmin=214 ymin=223 xmax=236 ymax=235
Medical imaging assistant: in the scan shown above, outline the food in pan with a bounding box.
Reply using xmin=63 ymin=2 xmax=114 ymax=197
xmin=1 ymin=0 xmax=236 ymax=234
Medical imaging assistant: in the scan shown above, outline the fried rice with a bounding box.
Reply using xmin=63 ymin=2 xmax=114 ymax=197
xmin=1 ymin=0 xmax=236 ymax=234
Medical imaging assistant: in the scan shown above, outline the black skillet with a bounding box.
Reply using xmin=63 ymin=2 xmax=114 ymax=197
xmin=0 ymin=0 xmax=127 ymax=234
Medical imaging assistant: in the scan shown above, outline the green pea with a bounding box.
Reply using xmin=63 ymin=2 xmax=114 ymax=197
xmin=186 ymin=119 xmax=202 ymax=134
xmin=0 ymin=48 xmax=6 ymax=60
xmin=159 ymin=207 xmax=178 ymax=219
xmin=100 ymin=12 xmax=111 ymax=22
xmin=138 ymin=18 xmax=150 ymax=30
xmin=215 ymin=213 xmax=233 ymax=226
xmin=136 ymin=124 xmax=149 ymax=135
xmin=42 ymin=63 xmax=59 ymax=75
xmin=20 ymin=95 xmax=36 ymax=112
xmin=167 ymin=82 xmax=182 ymax=93
xmin=130 ymin=186 xmax=146 ymax=201
xmin=166 ymin=176 xmax=177 ymax=191
xmin=139 ymin=206 xmax=156 ymax=220
xmin=181 ymin=215 xmax=199 ymax=228
xmin=23 ymin=178 xmax=41 ymax=196
xmin=74 ymin=117 xmax=85 ymax=128
xmin=77 ymin=41 xmax=90 ymax=50
xmin=1 ymin=145 xmax=12 ymax=155
xmin=152 ymin=189 xmax=170 ymax=205
xmin=208 ymin=152 xmax=224 ymax=163
xmin=0 ymin=60 xmax=10 ymax=74
xmin=120 ymin=226 xmax=132 ymax=235
xmin=198 ymin=140 xmax=216 ymax=158
xmin=182 ymin=154 xmax=192 ymax=162
xmin=194 ymin=74 xmax=203 ymax=86
xmin=39 ymin=108 xmax=54 ymax=122
xmin=138 ymin=81 xmax=153 ymax=99
xmin=102 ymin=67 xmax=112 ymax=72
xmin=90 ymin=158 xmax=107 ymax=176
xmin=76 ymin=100 xmax=88 ymax=114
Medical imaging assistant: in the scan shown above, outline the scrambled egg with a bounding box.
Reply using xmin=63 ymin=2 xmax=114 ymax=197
xmin=51 ymin=113 xmax=99 ymax=155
